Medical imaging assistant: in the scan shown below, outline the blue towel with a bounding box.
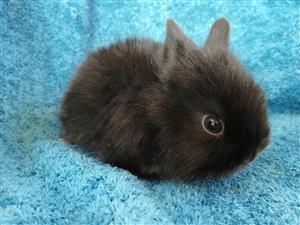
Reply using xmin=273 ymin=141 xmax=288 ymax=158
xmin=1 ymin=1 xmax=299 ymax=224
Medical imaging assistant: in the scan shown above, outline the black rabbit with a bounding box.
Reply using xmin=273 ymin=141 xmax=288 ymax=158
xmin=60 ymin=18 xmax=270 ymax=179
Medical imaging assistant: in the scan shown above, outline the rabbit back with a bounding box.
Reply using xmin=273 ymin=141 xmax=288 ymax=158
xmin=60 ymin=38 xmax=164 ymax=177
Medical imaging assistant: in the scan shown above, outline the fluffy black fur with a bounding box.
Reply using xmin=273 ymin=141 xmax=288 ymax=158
xmin=60 ymin=18 xmax=270 ymax=179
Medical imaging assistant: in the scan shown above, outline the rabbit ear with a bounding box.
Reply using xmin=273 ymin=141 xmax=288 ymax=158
xmin=164 ymin=19 xmax=197 ymax=61
xmin=204 ymin=18 xmax=230 ymax=49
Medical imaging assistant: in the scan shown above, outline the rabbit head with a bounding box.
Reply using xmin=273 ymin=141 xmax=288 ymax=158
xmin=145 ymin=18 xmax=270 ymax=178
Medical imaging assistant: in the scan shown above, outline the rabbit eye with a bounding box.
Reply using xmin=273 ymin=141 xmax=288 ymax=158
xmin=202 ymin=115 xmax=224 ymax=136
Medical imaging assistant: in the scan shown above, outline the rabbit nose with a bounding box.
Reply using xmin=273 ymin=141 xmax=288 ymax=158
xmin=250 ymin=151 xmax=257 ymax=160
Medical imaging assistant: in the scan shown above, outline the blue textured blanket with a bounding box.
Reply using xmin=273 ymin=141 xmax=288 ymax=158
xmin=1 ymin=1 xmax=299 ymax=224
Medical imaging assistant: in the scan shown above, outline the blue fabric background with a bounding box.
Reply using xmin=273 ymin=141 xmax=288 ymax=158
xmin=1 ymin=0 xmax=300 ymax=224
